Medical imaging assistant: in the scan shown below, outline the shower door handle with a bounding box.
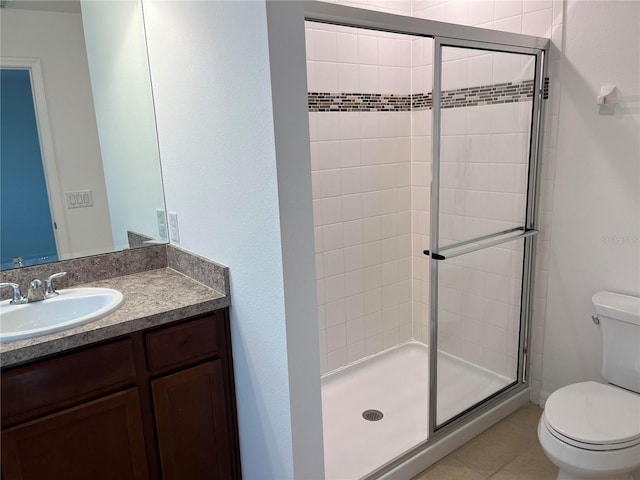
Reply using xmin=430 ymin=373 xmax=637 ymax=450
xmin=423 ymin=228 xmax=538 ymax=261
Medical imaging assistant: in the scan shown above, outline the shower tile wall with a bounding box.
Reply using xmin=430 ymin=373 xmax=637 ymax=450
xmin=307 ymin=22 xmax=414 ymax=374
xmin=311 ymin=0 xmax=563 ymax=395
xmin=410 ymin=37 xmax=433 ymax=345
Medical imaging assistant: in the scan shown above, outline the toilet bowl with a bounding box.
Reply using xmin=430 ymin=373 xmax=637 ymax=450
xmin=538 ymin=292 xmax=640 ymax=480
xmin=538 ymin=381 xmax=640 ymax=480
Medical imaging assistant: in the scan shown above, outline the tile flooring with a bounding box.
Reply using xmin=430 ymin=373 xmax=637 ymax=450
xmin=412 ymin=403 xmax=559 ymax=480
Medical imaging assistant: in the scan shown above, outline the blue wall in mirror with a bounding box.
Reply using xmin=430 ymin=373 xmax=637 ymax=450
xmin=1 ymin=68 xmax=58 ymax=269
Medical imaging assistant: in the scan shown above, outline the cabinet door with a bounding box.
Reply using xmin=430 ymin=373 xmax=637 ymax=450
xmin=1 ymin=388 xmax=149 ymax=480
xmin=152 ymin=360 xmax=233 ymax=480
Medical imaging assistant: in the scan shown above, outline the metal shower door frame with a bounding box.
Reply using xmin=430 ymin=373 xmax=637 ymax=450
xmin=428 ymin=36 xmax=547 ymax=435
xmin=303 ymin=1 xmax=550 ymax=475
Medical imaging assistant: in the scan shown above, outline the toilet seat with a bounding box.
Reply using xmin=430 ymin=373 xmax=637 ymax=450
xmin=544 ymin=381 xmax=640 ymax=450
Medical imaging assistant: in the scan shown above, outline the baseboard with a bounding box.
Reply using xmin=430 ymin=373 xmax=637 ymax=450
xmin=538 ymin=390 xmax=551 ymax=408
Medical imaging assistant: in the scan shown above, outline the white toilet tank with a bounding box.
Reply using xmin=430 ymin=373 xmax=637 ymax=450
xmin=592 ymin=291 xmax=640 ymax=393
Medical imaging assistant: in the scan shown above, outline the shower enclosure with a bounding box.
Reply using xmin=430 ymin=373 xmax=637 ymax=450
xmin=305 ymin=3 xmax=549 ymax=478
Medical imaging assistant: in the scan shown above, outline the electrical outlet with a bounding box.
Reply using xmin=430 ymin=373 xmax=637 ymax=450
xmin=156 ymin=209 xmax=167 ymax=239
xmin=168 ymin=212 xmax=180 ymax=243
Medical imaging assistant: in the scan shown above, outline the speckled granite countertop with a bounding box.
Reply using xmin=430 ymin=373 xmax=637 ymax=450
xmin=0 ymin=268 xmax=230 ymax=367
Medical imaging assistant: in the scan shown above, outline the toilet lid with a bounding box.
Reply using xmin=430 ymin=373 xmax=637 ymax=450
xmin=545 ymin=382 xmax=640 ymax=446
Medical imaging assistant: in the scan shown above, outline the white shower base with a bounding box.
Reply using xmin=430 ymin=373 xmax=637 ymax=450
xmin=321 ymin=341 xmax=512 ymax=480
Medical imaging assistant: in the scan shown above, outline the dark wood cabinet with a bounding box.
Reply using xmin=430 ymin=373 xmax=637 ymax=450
xmin=2 ymin=389 xmax=149 ymax=480
xmin=1 ymin=309 xmax=241 ymax=480
xmin=152 ymin=361 xmax=232 ymax=480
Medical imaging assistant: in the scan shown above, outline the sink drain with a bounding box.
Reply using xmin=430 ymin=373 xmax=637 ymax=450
xmin=362 ymin=409 xmax=384 ymax=421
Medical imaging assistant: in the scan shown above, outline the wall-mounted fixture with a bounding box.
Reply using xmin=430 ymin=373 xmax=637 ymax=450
xmin=597 ymin=84 xmax=617 ymax=115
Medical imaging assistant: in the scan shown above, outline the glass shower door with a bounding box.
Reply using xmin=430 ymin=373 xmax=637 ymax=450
xmin=428 ymin=40 xmax=544 ymax=428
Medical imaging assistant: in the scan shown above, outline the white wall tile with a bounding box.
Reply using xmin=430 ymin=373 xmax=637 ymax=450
xmin=323 ymin=223 xmax=344 ymax=251
xmin=340 ymin=140 xmax=361 ymax=168
xmin=469 ymin=0 xmax=495 ymax=25
xmin=319 ymin=169 xmax=343 ymax=198
xmin=523 ymin=0 xmax=552 ymax=14
xmin=327 ymin=347 xmax=347 ymax=371
xmin=358 ymin=65 xmax=379 ymax=93
xmin=324 ymin=274 xmax=345 ymax=303
xmin=358 ymin=34 xmax=378 ymax=65
xmin=326 ymin=323 xmax=347 ymax=351
xmin=468 ymin=54 xmax=494 ymax=87
xmin=347 ymin=341 xmax=367 ymax=363
xmin=324 ymin=249 xmax=345 ymax=278
xmin=378 ymin=37 xmax=397 ymax=66
xmin=345 ymin=269 xmax=364 ymax=296
xmin=522 ymin=8 xmax=552 ymax=36
xmin=494 ymin=0 xmax=523 ymax=20
xmin=494 ymin=15 xmax=522 ymax=34
xmin=316 ymin=141 xmax=341 ymax=170
xmin=314 ymin=29 xmax=337 ymax=62
xmin=337 ymin=32 xmax=359 ymax=63
xmin=325 ymin=299 xmax=346 ymax=328
xmin=342 ymin=193 xmax=363 ymax=221
xmin=321 ymin=197 xmax=343 ymax=224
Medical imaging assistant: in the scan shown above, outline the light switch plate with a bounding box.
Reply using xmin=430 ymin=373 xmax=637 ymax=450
xmin=168 ymin=212 xmax=180 ymax=243
xmin=65 ymin=190 xmax=93 ymax=209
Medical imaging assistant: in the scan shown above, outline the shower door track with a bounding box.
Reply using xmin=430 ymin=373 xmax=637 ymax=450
xmin=304 ymin=2 xmax=550 ymax=478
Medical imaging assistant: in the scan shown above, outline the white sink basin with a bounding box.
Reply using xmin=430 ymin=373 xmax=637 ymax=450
xmin=0 ymin=288 xmax=124 ymax=343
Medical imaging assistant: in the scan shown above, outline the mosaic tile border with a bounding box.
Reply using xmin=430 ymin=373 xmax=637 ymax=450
xmin=308 ymin=80 xmax=534 ymax=112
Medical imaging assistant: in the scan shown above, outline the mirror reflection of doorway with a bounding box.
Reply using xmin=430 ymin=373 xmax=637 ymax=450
xmin=0 ymin=67 xmax=58 ymax=269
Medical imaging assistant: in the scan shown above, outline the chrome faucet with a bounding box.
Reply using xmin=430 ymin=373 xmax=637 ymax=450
xmin=27 ymin=279 xmax=45 ymax=302
xmin=44 ymin=272 xmax=66 ymax=297
xmin=1 ymin=272 xmax=67 ymax=305
xmin=0 ymin=282 xmax=27 ymax=304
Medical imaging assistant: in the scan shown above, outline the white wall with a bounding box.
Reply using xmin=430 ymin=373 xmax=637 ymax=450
xmin=540 ymin=0 xmax=640 ymax=402
xmin=82 ymin=0 xmax=165 ymax=250
xmin=143 ymin=1 xmax=323 ymax=478
xmin=1 ymin=8 xmax=113 ymax=258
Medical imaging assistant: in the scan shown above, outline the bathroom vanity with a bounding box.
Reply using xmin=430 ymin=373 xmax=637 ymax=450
xmin=0 ymin=247 xmax=241 ymax=480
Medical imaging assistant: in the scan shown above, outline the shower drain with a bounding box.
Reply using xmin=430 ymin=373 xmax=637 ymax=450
xmin=362 ymin=409 xmax=384 ymax=421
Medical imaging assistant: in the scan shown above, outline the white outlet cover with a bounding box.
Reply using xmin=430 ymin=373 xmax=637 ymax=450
xmin=156 ymin=209 xmax=167 ymax=239
xmin=168 ymin=212 xmax=180 ymax=243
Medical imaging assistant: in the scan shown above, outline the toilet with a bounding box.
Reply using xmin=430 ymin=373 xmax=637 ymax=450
xmin=538 ymin=291 xmax=640 ymax=480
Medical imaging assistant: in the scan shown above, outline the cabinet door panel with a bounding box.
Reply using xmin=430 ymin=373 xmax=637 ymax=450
xmin=2 ymin=339 xmax=135 ymax=426
xmin=1 ymin=388 xmax=148 ymax=480
xmin=152 ymin=360 xmax=233 ymax=480
xmin=145 ymin=313 xmax=222 ymax=373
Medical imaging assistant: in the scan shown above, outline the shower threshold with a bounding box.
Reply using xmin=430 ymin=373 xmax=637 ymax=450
xmin=321 ymin=341 xmax=511 ymax=480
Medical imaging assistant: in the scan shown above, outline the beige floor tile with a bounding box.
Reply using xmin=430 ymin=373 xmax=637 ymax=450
xmin=412 ymin=403 xmax=553 ymax=480
xmin=449 ymin=417 xmax=537 ymax=477
xmin=412 ymin=456 xmax=487 ymax=480
xmin=504 ymin=403 xmax=543 ymax=432
xmin=488 ymin=443 xmax=558 ymax=480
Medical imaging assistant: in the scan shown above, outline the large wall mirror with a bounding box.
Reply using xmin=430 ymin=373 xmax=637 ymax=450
xmin=0 ymin=0 xmax=166 ymax=270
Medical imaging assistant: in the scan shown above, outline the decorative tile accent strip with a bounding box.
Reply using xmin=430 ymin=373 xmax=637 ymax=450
xmin=308 ymin=92 xmax=412 ymax=112
xmin=308 ymin=80 xmax=534 ymax=112
xmin=412 ymin=92 xmax=432 ymax=110
xmin=440 ymin=80 xmax=535 ymax=109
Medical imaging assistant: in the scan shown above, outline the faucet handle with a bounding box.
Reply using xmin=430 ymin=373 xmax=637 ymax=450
xmin=45 ymin=272 xmax=67 ymax=297
xmin=0 ymin=282 xmax=26 ymax=304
